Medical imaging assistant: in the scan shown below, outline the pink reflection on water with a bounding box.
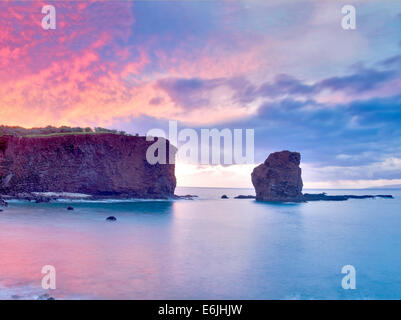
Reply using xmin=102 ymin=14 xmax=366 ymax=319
xmin=0 ymin=204 xmax=176 ymax=299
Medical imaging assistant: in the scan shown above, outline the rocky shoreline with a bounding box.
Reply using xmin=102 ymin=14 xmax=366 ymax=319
xmin=302 ymin=193 xmax=393 ymax=201
xmin=0 ymin=138 xmax=395 ymax=206
xmin=0 ymin=192 xmax=198 ymax=206
xmin=0 ymin=192 xmax=394 ymax=206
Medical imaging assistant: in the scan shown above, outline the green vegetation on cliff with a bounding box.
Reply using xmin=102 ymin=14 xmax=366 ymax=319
xmin=0 ymin=125 xmax=132 ymax=137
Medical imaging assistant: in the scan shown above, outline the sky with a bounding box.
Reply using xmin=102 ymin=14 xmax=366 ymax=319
xmin=1 ymin=0 xmax=401 ymax=188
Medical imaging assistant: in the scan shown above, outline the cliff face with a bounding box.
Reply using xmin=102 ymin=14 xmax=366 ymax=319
xmin=0 ymin=134 xmax=176 ymax=198
xmin=251 ymin=150 xmax=303 ymax=202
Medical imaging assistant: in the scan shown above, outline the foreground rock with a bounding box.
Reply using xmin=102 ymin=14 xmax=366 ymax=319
xmin=251 ymin=151 xmax=303 ymax=202
xmin=106 ymin=216 xmax=117 ymax=221
xmin=0 ymin=197 xmax=7 ymax=207
xmin=0 ymin=133 xmax=176 ymax=199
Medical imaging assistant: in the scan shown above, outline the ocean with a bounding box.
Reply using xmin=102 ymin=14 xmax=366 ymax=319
xmin=0 ymin=187 xmax=400 ymax=300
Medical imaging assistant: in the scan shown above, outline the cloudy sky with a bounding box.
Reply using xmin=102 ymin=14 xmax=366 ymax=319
xmin=1 ymin=0 xmax=401 ymax=188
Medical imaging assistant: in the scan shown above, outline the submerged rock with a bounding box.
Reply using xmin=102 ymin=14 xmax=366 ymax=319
xmin=67 ymin=206 xmax=74 ymax=211
xmin=303 ymin=193 xmax=394 ymax=201
xmin=35 ymin=196 xmax=51 ymax=203
xmin=234 ymin=195 xmax=256 ymax=199
xmin=0 ymin=197 xmax=8 ymax=207
xmin=252 ymin=151 xmax=303 ymax=202
xmin=221 ymin=195 xmax=229 ymax=199
xmin=106 ymin=216 xmax=117 ymax=221
xmin=175 ymin=194 xmax=198 ymax=200
xmin=37 ymin=293 xmax=55 ymax=300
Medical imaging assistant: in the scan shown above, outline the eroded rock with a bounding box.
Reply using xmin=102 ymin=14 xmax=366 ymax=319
xmin=252 ymin=151 xmax=393 ymax=202
xmin=0 ymin=133 xmax=176 ymax=199
xmin=251 ymin=151 xmax=303 ymax=202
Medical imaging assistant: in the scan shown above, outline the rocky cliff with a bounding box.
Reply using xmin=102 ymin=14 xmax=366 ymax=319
xmin=251 ymin=150 xmax=303 ymax=202
xmin=0 ymin=133 xmax=176 ymax=198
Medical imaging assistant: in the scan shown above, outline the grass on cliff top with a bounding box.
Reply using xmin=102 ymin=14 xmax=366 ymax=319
xmin=24 ymin=132 xmax=139 ymax=138
xmin=25 ymin=132 xmax=113 ymax=138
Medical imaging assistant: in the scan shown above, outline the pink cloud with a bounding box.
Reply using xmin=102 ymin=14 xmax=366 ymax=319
xmin=0 ymin=1 xmax=334 ymax=129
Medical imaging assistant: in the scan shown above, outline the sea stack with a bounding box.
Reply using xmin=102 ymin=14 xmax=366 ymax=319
xmin=251 ymin=150 xmax=303 ymax=202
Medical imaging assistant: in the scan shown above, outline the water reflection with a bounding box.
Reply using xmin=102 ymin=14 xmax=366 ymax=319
xmin=1 ymin=190 xmax=401 ymax=299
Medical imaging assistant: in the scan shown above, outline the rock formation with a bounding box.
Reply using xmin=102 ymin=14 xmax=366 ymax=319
xmin=234 ymin=195 xmax=255 ymax=199
xmin=251 ymin=151 xmax=393 ymax=202
xmin=302 ymin=193 xmax=393 ymax=201
xmin=0 ymin=133 xmax=176 ymax=199
xmin=251 ymin=150 xmax=303 ymax=202
xmin=0 ymin=197 xmax=7 ymax=207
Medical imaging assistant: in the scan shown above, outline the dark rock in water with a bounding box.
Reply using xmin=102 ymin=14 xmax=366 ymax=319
xmin=303 ymin=193 xmax=394 ymax=202
xmin=106 ymin=216 xmax=117 ymax=221
xmin=302 ymin=193 xmax=347 ymax=201
xmin=175 ymin=194 xmax=198 ymax=200
xmin=0 ymin=133 xmax=176 ymax=199
xmin=0 ymin=209 xmax=3 ymax=212
xmin=221 ymin=195 xmax=229 ymax=199
xmin=67 ymin=206 xmax=74 ymax=211
xmin=11 ymin=193 xmax=35 ymax=202
xmin=234 ymin=195 xmax=256 ymax=199
xmin=252 ymin=151 xmax=303 ymax=202
xmin=35 ymin=196 xmax=51 ymax=203
xmin=251 ymin=151 xmax=393 ymax=203
xmin=0 ymin=197 xmax=8 ymax=207
xmin=375 ymin=195 xmax=394 ymax=198
xmin=37 ymin=293 xmax=55 ymax=300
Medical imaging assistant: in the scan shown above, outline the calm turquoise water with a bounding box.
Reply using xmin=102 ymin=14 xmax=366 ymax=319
xmin=0 ymin=187 xmax=400 ymax=299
